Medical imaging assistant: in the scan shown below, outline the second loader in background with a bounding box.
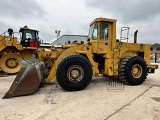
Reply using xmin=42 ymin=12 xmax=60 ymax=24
xmin=0 ymin=26 xmax=39 ymax=74
xmin=3 ymin=17 xmax=158 ymax=98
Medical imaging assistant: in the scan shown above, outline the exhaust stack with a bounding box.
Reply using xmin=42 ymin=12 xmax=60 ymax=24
xmin=134 ymin=30 xmax=138 ymax=43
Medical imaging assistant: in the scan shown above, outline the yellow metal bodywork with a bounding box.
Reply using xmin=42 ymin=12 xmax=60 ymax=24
xmin=39 ymin=41 xmax=155 ymax=83
xmin=103 ymin=43 xmax=152 ymax=76
xmin=88 ymin=18 xmax=156 ymax=76
xmin=0 ymin=35 xmax=36 ymax=57
xmin=37 ymin=44 xmax=99 ymax=83
xmin=35 ymin=17 xmax=158 ymax=83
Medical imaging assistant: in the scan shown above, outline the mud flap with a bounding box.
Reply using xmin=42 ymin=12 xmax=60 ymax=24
xmin=3 ymin=58 xmax=49 ymax=99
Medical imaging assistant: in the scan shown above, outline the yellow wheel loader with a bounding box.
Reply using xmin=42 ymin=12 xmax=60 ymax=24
xmin=3 ymin=17 xmax=158 ymax=98
xmin=0 ymin=26 xmax=39 ymax=74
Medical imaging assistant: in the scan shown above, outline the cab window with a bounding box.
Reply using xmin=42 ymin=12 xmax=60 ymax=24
xmin=23 ymin=30 xmax=36 ymax=39
xmin=26 ymin=33 xmax=32 ymax=39
xmin=100 ymin=23 xmax=108 ymax=40
xmin=88 ymin=23 xmax=98 ymax=40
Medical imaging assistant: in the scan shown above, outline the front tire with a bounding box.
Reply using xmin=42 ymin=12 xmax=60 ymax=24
xmin=118 ymin=56 xmax=148 ymax=85
xmin=56 ymin=54 xmax=92 ymax=91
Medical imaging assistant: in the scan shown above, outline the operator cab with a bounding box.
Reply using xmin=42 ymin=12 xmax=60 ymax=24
xmin=88 ymin=22 xmax=109 ymax=40
xmin=19 ymin=26 xmax=39 ymax=47
xmin=88 ymin=18 xmax=117 ymax=53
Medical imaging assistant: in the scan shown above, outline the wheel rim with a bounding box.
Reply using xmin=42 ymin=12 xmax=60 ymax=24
xmin=6 ymin=58 xmax=18 ymax=68
xmin=0 ymin=54 xmax=22 ymax=73
xmin=131 ymin=64 xmax=143 ymax=78
xmin=67 ymin=65 xmax=84 ymax=82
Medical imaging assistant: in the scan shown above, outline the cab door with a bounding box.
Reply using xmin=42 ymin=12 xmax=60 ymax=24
xmin=97 ymin=22 xmax=112 ymax=54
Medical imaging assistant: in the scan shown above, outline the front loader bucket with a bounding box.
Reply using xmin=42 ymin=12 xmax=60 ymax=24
xmin=3 ymin=58 xmax=49 ymax=99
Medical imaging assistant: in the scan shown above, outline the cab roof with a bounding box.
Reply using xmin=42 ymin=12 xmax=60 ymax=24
xmin=90 ymin=17 xmax=117 ymax=25
xmin=19 ymin=26 xmax=38 ymax=32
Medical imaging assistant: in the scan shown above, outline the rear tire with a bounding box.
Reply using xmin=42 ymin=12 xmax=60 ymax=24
xmin=56 ymin=54 xmax=92 ymax=91
xmin=118 ymin=56 xmax=148 ymax=85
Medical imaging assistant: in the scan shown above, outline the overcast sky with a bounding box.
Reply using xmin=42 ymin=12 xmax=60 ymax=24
xmin=0 ymin=0 xmax=160 ymax=44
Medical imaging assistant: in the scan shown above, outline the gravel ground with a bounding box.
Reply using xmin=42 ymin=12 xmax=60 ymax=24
xmin=0 ymin=63 xmax=160 ymax=120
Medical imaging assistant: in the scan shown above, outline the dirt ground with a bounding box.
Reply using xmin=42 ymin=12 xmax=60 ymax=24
xmin=0 ymin=63 xmax=160 ymax=120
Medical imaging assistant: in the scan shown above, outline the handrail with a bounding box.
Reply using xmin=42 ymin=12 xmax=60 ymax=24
xmin=120 ymin=27 xmax=130 ymax=45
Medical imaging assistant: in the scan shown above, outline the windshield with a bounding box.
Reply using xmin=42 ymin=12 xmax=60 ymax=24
xmin=88 ymin=23 xmax=98 ymax=40
xmin=24 ymin=30 xmax=36 ymax=39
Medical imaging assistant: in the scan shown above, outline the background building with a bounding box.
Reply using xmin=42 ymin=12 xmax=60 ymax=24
xmin=150 ymin=43 xmax=160 ymax=62
xmin=52 ymin=35 xmax=87 ymax=45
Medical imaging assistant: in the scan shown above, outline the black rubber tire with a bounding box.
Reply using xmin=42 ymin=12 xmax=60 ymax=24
xmin=56 ymin=54 xmax=92 ymax=91
xmin=118 ymin=56 xmax=148 ymax=85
